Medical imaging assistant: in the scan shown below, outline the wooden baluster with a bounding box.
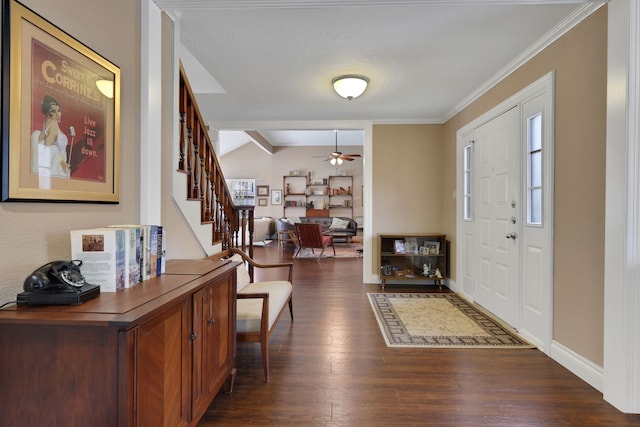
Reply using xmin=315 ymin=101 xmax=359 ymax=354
xmin=192 ymin=121 xmax=200 ymax=200
xmin=178 ymin=80 xmax=186 ymax=172
xmin=186 ymin=100 xmax=194 ymax=197
xmin=203 ymin=145 xmax=212 ymax=222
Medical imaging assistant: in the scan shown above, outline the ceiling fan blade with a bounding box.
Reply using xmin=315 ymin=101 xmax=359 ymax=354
xmin=343 ymin=154 xmax=361 ymax=157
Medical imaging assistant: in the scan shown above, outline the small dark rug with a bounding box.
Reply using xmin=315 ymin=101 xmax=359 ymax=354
xmin=368 ymin=292 xmax=535 ymax=348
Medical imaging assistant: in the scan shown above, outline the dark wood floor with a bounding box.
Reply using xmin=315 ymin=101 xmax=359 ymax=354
xmin=199 ymin=244 xmax=640 ymax=426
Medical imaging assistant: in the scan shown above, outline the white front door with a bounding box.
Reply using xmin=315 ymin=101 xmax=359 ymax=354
xmin=473 ymin=106 xmax=521 ymax=328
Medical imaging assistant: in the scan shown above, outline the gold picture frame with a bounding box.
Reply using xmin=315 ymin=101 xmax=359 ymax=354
xmin=1 ymin=0 xmax=120 ymax=202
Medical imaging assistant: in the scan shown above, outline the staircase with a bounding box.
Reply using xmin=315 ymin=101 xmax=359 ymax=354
xmin=177 ymin=63 xmax=255 ymax=256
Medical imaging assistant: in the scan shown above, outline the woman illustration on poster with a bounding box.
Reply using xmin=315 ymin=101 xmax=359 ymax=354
xmin=30 ymin=94 xmax=71 ymax=178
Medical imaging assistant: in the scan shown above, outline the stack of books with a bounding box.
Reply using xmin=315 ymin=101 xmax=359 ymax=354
xmin=70 ymin=225 xmax=165 ymax=292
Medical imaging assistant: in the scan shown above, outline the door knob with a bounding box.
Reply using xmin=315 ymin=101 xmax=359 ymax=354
xmin=506 ymin=232 xmax=517 ymax=240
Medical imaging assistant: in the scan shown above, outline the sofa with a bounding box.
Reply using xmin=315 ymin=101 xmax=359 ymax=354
xmin=276 ymin=216 xmax=357 ymax=247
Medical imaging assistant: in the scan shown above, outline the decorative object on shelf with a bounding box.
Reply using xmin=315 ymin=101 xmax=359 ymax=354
xmin=332 ymin=74 xmax=369 ymax=100
xmin=1 ymin=0 xmax=121 ymax=203
xmin=404 ymin=237 xmax=418 ymax=254
xmin=257 ymin=185 xmax=269 ymax=196
xmin=427 ymin=242 xmax=440 ymax=254
xmin=394 ymin=239 xmax=405 ymax=254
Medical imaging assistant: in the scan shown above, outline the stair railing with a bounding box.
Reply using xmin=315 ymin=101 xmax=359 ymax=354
xmin=177 ymin=63 xmax=255 ymax=256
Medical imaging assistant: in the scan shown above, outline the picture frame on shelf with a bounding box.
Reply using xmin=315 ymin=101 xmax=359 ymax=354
xmin=257 ymin=185 xmax=269 ymax=196
xmin=419 ymin=246 xmax=429 ymax=255
xmin=258 ymin=197 xmax=268 ymax=206
xmin=271 ymin=189 xmax=282 ymax=205
xmin=426 ymin=242 xmax=440 ymax=255
xmin=404 ymin=237 xmax=418 ymax=254
xmin=394 ymin=239 xmax=405 ymax=254
xmin=1 ymin=0 xmax=121 ymax=203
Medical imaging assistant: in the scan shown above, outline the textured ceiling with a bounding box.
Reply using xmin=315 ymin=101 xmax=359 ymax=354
xmin=152 ymin=0 xmax=602 ymax=151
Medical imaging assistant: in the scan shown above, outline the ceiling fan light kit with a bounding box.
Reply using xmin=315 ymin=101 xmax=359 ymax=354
xmin=332 ymin=74 xmax=369 ymax=100
xmin=319 ymin=130 xmax=362 ymax=164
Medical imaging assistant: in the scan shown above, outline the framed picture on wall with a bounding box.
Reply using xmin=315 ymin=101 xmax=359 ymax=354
xmin=258 ymin=197 xmax=268 ymax=206
xmin=271 ymin=189 xmax=282 ymax=205
xmin=257 ymin=185 xmax=269 ymax=196
xmin=1 ymin=0 xmax=121 ymax=203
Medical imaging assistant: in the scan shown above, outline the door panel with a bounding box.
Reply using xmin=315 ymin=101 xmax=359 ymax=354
xmin=473 ymin=106 xmax=520 ymax=328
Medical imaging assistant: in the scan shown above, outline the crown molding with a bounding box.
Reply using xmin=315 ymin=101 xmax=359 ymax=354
xmin=443 ymin=1 xmax=607 ymax=122
xmin=153 ymin=0 xmax=591 ymax=10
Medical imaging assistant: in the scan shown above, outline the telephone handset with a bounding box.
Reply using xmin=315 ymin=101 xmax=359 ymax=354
xmin=23 ymin=260 xmax=87 ymax=293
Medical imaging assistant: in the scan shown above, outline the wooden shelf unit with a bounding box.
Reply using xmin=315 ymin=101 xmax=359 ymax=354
xmin=378 ymin=233 xmax=447 ymax=289
xmin=328 ymin=175 xmax=353 ymax=217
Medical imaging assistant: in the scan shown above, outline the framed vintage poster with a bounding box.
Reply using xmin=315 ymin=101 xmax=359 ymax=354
xmin=1 ymin=0 xmax=120 ymax=202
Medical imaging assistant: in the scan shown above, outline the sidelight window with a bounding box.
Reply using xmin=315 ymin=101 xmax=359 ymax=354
xmin=464 ymin=144 xmax=472 ymax=220
xmin=527 ymin=113 xmax=542 ymax=225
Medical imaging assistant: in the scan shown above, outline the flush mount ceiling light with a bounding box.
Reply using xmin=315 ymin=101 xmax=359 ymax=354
xmin=332 ymin=74 xmax=369 ymax=100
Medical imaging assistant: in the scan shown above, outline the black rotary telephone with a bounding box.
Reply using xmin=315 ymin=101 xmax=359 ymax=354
xmin=23 ymin=260 xmax=87 ymax=292
xmin=18 ymin=260 xmax=100 ymax=305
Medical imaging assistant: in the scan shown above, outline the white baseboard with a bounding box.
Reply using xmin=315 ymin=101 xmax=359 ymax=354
xmin=550 ymin=340 xmax=604 ymax=393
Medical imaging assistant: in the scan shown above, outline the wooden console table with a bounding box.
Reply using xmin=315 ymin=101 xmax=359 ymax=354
xmin=0 ymin=258 xmax=237 ymax=427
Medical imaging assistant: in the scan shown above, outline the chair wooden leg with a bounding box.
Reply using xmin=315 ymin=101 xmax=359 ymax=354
xmin=288 ymin=298 xmax=294 ymax=322
xmin=261 ymin=333 xmax=270 ymax=383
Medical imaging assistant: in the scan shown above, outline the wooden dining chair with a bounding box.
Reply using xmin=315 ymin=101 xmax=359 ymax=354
xmin=294 ymin=223 xmax=335 ymax=261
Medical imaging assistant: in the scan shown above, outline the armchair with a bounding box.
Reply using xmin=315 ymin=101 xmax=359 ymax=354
xmin=294 ymin=222 xmax=335 ymax=261
xmin=227 ymin=248 xmax=293 ymax=382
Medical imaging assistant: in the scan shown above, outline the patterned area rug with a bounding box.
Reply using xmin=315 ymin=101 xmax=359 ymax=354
xmin=295 ymin=244 xmax=363 ymax=259
xmin=368 ymin=293 xmax=534 ymax=348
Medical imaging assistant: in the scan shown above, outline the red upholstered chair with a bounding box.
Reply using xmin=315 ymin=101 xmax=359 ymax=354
xmin=294 ymin=223 xmax=335 ymax=261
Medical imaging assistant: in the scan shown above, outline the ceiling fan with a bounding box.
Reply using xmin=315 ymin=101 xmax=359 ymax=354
xmin=317 ymin=130 xmax=361 ymax=165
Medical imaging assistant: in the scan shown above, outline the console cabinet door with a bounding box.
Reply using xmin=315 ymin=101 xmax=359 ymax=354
xmin=191 ymin=275 xmax=235 ymax=419
xmin=206 ymin=275 xmax=234 ymax=393
xmin=134 ymin=298 xmax=191 ymax=427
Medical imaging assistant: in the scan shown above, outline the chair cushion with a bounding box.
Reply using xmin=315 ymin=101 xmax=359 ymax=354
xmin=230 ymin=253 xmax=251 ymax=292
xmin=236 ymin=281 xmax=292 ymax=333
